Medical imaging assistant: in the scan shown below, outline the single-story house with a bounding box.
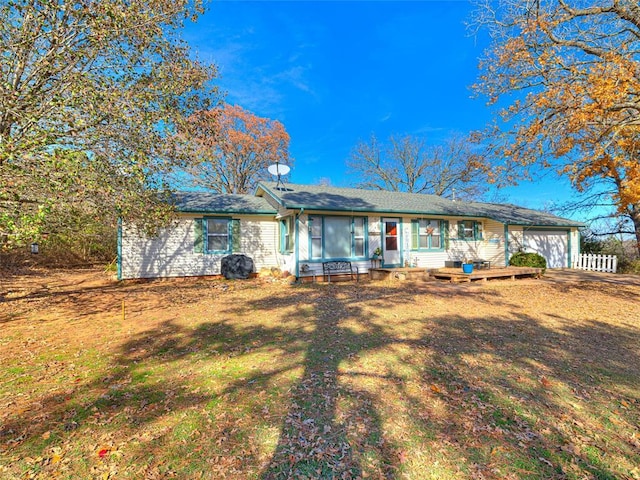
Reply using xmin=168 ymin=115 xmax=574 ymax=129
xmin=118 ymin=182 xmax=585 ymax=280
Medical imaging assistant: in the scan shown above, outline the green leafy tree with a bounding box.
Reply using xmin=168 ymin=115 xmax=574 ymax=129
xmin=0 ymin=0 xmax=217 ymax=250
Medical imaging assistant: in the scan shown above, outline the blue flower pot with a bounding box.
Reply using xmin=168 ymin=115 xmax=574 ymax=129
xmin=462 ymin=263 xmax=474 ymax=274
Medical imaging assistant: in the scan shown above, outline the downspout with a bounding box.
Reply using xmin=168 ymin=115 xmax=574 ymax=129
xmin=567 ymin=230 xmax=572 ymax=269
xmin=295 ymin=208 xmax=304 ymax=278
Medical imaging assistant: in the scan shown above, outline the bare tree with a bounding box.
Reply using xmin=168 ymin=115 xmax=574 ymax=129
xmin=347 ymin=134 xmax=490 ymax=200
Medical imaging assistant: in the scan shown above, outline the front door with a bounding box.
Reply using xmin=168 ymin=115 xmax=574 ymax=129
xmin=382 ymin=218 xmax=401 ymax=266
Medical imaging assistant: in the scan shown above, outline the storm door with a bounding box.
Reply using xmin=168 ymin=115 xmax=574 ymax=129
xmin=382 ymin=218 xmax=401 ymax=266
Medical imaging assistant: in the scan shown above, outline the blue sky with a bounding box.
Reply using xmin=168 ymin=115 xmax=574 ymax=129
xmin=184 ymin=0 xmax=579 ymax=213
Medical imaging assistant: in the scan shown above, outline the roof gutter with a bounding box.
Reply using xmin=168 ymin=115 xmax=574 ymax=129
xmin=275 ymin=210 xmax=295 ymax=220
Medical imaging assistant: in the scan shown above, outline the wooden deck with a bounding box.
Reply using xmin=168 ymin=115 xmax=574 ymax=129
xmin=429 ymin=266 xmax=543 ymax=283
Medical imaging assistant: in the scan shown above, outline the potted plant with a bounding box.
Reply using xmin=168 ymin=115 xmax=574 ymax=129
xmin=462 ymin=258 xmax=474 ymax=274
xmin=372 ymin=247 xmax=382 ymax=259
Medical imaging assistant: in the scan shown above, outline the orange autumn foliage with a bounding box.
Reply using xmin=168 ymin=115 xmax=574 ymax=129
xmin=474 ymin=0 xmax=640 ymax=252
xmin=185 ymin=104 xmax=292 ymax=194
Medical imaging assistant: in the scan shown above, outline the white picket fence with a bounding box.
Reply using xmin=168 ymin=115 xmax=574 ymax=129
xmin=573 ymin=254 xmax=618 ymax=273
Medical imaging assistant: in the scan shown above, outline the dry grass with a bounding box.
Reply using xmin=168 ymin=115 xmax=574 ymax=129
xmin=0 ymin=269 xmax=639 ymax=479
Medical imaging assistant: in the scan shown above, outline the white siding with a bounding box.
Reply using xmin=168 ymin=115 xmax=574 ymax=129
xmin=482 ymin=220 xmax=507 ymax=267
xmin=448 ymin=233 xmax=483 ymax=264
xmin=405 ymin=218 xmax=508 ymax=268
xmin=507 ymin=226 xmax=525 ymax=259
xmin=569 ymin=229 xmax=580 ymax=266
xmin=407 ymin=250 xmax=450 ymax=269
xmin=298 ymin=214 xmax=310 ymax=261
xmin=120 ymin=214 xmax=279 ymax=279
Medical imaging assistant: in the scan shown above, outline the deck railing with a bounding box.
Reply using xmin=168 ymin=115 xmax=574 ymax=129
xmin=573 ymin=254 xmax=618 ymax=273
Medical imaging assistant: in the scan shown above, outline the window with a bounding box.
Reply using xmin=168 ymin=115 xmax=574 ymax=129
xmin=310 ymin=217 xmax=322 ymax=259
xmin=309 ymin=215 xmax=367 ymax=260
xmin=280 ymin=216 xmax=294 ymax=254
xmin=207 ymin=218 xmax=229 ymax=252
xmin=194 ymin=217 xmax=240 ymax=254
xmin=353 ymin=217 xmax=365 ymax=257
xmin=325 ymin=216 xmax=351 ymax=258
xmin=385 ymin=221 xmax=398 ymax=250
xmin=457 ymin=220 xmax=483 ymax=241
xmin=411 ymin=219 xmax=443 ymax=250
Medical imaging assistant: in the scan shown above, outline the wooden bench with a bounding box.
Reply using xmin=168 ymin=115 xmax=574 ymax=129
xmin=322 ymin=261 xmax=359 ymax=283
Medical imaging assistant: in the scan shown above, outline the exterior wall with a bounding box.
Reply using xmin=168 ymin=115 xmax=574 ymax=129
xmin=407 ymin=217 xmax=507 ymax=268
xmin=506 ymin=226 xmax=525 ymax=262
xmin=296 ymin=212 xmax=510 ymax=273
xmin=121 ymin=208 xmax=581 ymax=280
xmin=505 ymin=226 xmax=581 ymax=268
xmin=570 ymin=229 xmax=580 ymax=266
xmin=401 ymin=217 xmax=448 ymax=268
xmin=296 ymin=213 xmax=375 ymax=278
xmin=120 ymin=214 xmax=279 ymax=279
xmin=481 ymin=219 xmax=507 ymax=266
xmin=297 ymin=213 xmax=310 ymax=263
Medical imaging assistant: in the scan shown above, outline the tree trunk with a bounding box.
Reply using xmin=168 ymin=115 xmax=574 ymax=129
xmin=632 ymin=204 xmax=640 ymax=258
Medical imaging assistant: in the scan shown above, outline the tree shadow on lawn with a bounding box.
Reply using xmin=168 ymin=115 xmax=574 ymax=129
xmin=2 ymin=280 xmax=638 ymax=479
xmin=0 ymin=275 xmax=236 ymax=324
xmin=251 ymin=286 xmax=401 ymax=479
xmin=221 ymin=283 xmax=639 ymax=479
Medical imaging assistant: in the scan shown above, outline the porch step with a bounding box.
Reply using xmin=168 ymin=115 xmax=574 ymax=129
xmin=369 ymin=267 xmax=430 ymax=281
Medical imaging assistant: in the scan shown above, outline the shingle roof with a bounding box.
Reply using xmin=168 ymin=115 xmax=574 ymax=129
xmin=256 ymin=182 xmax=584 ymax=227
xmin=172 ymin=191 xmax=276 ymax=214
xmin=465 ymin=201 xmax=584 ymax=227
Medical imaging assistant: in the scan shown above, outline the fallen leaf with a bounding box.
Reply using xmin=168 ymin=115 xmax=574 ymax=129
xmin=42 ymin=431 xmax=51 ymax=440
xmin=98 ymin=448 xmax=109 ymax=458
xmin=538 ymin=457 xmax=553 ymax=467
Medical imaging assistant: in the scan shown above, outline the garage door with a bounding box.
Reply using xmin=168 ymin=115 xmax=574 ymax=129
xmin=524 ymin=230 xmax=568 ymax=268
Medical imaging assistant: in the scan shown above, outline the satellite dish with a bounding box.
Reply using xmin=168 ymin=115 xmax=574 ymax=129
xmin=267 ymin=163 xmax=290 ymax=176
xmin=267 ymin=162 xmax=291 ymax=190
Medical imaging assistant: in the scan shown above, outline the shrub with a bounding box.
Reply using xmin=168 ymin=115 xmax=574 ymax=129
xmin=509 ymin=251 xmax=547 ymax=273
xmin=618 ymin=258 xmax=640 ymax=275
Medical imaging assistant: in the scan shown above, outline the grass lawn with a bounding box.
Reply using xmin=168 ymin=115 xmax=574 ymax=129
xmin=0 ymin=269 xmax=639 ymax=479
